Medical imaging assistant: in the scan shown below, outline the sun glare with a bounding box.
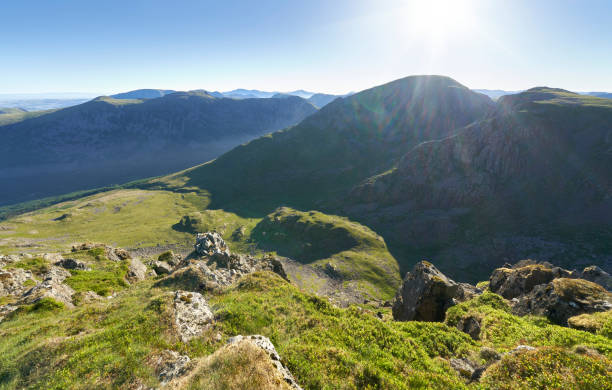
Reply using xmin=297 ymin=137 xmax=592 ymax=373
xmin=404 ymin=0 xmax=476 ymax=42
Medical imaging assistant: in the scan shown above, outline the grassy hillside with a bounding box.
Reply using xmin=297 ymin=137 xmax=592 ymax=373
xmin=1 ymin=268 xmax=609 ymax=389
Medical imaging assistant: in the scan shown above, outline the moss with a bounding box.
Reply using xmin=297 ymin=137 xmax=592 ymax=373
xmin=157 ymin=251 xmax=174 ymax=262
xmin=480 ymin=347 xmax=612 ymax=389
xmin=568 ymin=311 xmax=612 ymax=337
xmin=553 ymin=278 xmax=610 ymax=301
xmin=9 ymin=257 xmax=49 ymax=276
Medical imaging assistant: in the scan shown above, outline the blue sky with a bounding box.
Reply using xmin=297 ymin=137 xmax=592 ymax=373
xmin=2 ymin=0 xmax=611 ymax=94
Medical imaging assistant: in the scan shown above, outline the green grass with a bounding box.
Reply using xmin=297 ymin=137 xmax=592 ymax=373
xmin=8 ymin=257 xmax=49 ymax=276
xmin=445 ymin=292 xmax=612 ymax=357
xmin=251 ymin=207 xmax=401 ymax=299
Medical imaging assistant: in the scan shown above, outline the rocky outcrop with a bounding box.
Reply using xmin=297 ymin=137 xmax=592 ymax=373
xmin=0 ymin=268 xmax=36 ymax=297
xmin=173 ymin=291 xmax=214 ymax=342
xmin=71 ymin=243 xmax=131 ymax=261
xmin=581 ymin=266 xmax=612 ymax=291
xmin=392 ymin=261 xmax=461 ymax=322
xmin=19 ymin=266 xmax=75 ymax=307
xmin=194 ymin=232 xmax=229 ymax=258
xmin=489 ymin=264 xmax=555 ymax=299
xmin=153 ymin=261 xmax=174 ymax=275
xmin=154 ymin=265 xmax=219 ymax=293
xmin=227 ymin=335 xmax=302 ymax=390
xmin=513 ymin=278 xmax=612 ymax=325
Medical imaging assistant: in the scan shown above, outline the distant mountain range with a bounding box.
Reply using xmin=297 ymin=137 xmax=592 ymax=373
xmin=475 ymin=89 xmax=612 ymax=100
xmin=0 ymin=92 xmax=317 ymax=205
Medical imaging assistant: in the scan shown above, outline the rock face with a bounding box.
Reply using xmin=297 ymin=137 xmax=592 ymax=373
xmin=173 ymin=290 xmax=214 ymax=342
xmin=227 ymin=335 xmax=302 ymax=390
xmin=513 ymin=278 xmax=612 ymax=325
xmin=194 ymin=232 xmax=229 ymax=258
xmin=489 ymin=264 xmax=555 ymax=299
xmin=19 ymin=266 xmax=75 ymax=307
xmin=456 ymin=315 xmax=482 ymax=340
xmin=392 ymin=261 xmax=460 ymax=322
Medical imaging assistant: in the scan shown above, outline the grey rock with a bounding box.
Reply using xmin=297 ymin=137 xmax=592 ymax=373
xmin=126 ymin=258 xmax=147 ymax=282
xmin=508 ymin=345 xmax=536 ymax=354
xmin=153 ymin=261 xmax=173 ymax=275
xmin=157 ymin=349 xmax=191 ymax=384
xmin=0 ymin=268 xmax=36 ymax=297
xmin=173 ymin=290 xmax=214 ymax=342
xmin=18 ymin=266 xmax=74 ymax=307
xmin=489 ymin=264 xmax=555 ymax=299
xmin=194 ymin=232 xmax=229 ymax=258
xmin=392 ymin=261 xmax=459 ymax=322
xmin=449 ymin=358 xmax=476 ymax=380
xmin=513 ymin=278 xmax=612 ymax=325
xmin=227 ymin=335 xmax=302 ymax=390
xmin=55 ymin=258 xmax=90 ymax=271
xmin=456 ymin=315 xmax=481 ymax=340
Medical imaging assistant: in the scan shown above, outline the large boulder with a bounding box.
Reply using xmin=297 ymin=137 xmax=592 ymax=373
xmin=227 ymin=335 xmax=302 ymax=390
xmin=392 ymin=261 xmax=459 ymax=322
xmin=173 ymin=290 xmax=214 ymax=342
xmin=513 ymin=278 xmax=612 ymax=325
xmin=489 ymin=264 xmax=555 ymax=299
xmin=126 ymin=258 xmax=147 ymax=283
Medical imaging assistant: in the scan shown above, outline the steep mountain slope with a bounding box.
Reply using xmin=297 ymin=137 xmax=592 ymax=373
xmin=0 ymin=92 xmax=316 ymax=205
xmin=307 ymin=93 xmax=339 ymax=108
xmin=349 ymin=88 xmax=612 ymax=279
xmin=150 ymin=76 xmax=493 ymax=214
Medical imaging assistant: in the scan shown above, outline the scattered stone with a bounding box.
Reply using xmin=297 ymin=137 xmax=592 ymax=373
xmin=55 ymin=258 xmax=90 ymax=271
xmin=0 ymin=254 xmax=20 ymax=267
xmin=157 ymin=350 xmax=192 ymax=385
xmin=489 ymin=264 xmax=554 ymax=299
xmin=126 ymin=258 xmax=147 ymax=282
xmin=42 ymin=253 xmax=64 ymax=263
xmin=449 ymin=358 xmax=477 ymax=380
xmin=455 ymin=283 xmax=483 ymax=302
xmin=456 ymin=315 xmax=481 ymax=340
xmin=194 ymin=232 xmax=229 ymax=257
xmin=227 ymin=335 xmax=302 ymax=389
xmin=71 ymin=242 xmax=105 ymax=252
xmin=581 ymin=266 xmax=612 ymax=291
xmin=513 ymin=278 xmax=612 ymax=325
xmin=323 ymin=262 xmax=340 ymax=279
xmin=173 ymin=290 xmax=214 ymax=342
xmin=158 ymin=251 xmax=181 ymax=267
xmin=0 ymin=304 xmax=18 ymax=322
xmin=508 ymin=345 xmax=536 ymax=354
xmin=392 ymin=261 xmax=459 ymax=322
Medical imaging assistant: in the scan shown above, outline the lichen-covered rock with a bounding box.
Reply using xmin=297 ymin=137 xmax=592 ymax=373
xmin=227 ymin=335 xmax=302 ymax=390
xmin=581 ymin=266 xmax=612 ymax=291
xmin=392 ymin=261 xmax=459 ymax=321
xmin=513 ymin=278 xmax=612 ymax=325
xmin=157 ymin=350 xmax=192 ymax=384
xmin=449 ymin=357 xmax=478 ymax=380
xmin=126 ymin=258 xmax=147 ymax=282
xmin=194 ymin=232 xmax=229 ymax=258
xmin=173 ymin=290 xmax=214 ymax=342
xmin=489 ymin=264 xmax=555 ymax=299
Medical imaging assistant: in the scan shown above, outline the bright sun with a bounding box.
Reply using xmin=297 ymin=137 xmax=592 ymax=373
xmin=404 ymin=0 xmax=476 ymax=42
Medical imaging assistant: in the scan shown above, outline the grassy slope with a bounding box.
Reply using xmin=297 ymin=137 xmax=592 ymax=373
xmin=1 ymin=270 xmax=610 ymax=389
